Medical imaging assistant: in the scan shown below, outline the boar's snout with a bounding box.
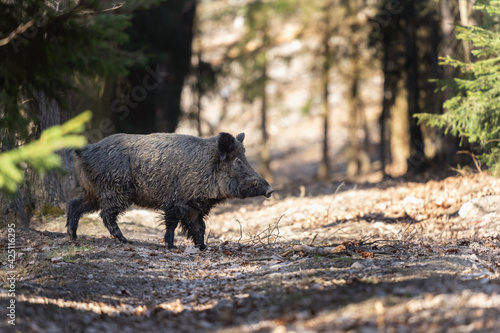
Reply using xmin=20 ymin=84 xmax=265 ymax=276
xmin=238 ymin=177 xmax=273 ymax=199
xmin=264 ymin=185 xmax=274 ymax=198
xmin=254 ymin=179 xmax=274 ymax=198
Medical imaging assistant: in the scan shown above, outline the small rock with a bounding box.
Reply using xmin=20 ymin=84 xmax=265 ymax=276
xmin=119 ymin=288 xmax=131 ymax=296
xmin=459 ymin=195 xmax=500 ymax=219
xmin=403 ymin=195 xmax=424 ymax=206
xmin=51 ymin=256 xmax=63 ymax=263
xmin=184 ymin=246 xmax=200 ymax=254
xmin=350 ymin=261 xmax=364 ymax=270
xmin=271 ymin=325 xmax=288 ymax=333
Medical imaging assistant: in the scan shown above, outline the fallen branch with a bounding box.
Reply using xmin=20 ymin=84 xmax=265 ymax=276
xmin=0 ymin=20 xmax=34 ymax=48
xmin=281 ymin=244 xmax=346 ymax=256
xmin=245 ymin=257 xmax=274 ymax=262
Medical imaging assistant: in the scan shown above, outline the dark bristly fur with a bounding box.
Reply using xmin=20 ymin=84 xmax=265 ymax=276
xmin=66 ymin=132 xmax=274 ymax=250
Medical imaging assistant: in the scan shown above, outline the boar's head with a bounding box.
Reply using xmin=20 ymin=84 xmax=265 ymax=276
xmin=217 ymin=132 xmax=274 ymax=199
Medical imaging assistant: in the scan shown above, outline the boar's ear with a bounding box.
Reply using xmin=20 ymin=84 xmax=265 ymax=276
xmin=236 ymin=133 xmax=245 ymax=143
xmin=218 ymin=132 xmax=236 ymax=161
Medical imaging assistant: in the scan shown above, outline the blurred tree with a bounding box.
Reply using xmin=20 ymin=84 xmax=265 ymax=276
xmin=0 ymin=112 xmax=91 ymax=195
xmin=300 ymin=0 xmax=372 ymax=179
xmin=317 ymin=0 xmax=333 ymax=180
xmin=226 ymin=0 xmax=299 ymax=181
xmin=416 ymin=1 xmax=500 ymax=173
xmin=188 ymin=8 xmax=219 ymax=137
xmin=0 ymin=0 xmax=134 ymax=144
xmin=0 ymin=0 xmax=161 ymax=224
xmin=371 ymin=0 xmax=463 ymax=177
xmin=0 ymin=111 xmax=91 ymax=226
xmin=343 ymin=0 xmax=372 ymax=178
xmin=112 ymin=0 xmax=197 ymax=134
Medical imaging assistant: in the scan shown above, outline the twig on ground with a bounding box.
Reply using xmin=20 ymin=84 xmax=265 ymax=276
xmin=281 ymin=244 xmax=346 ymax=256
xmin=245 ymin=214 xmax=286 ymax=247
xmin=325 ymin=182 xmax=345 ymax=223
xmin=309 ymin=233 xmax=318 ymax=246
xmin=236 ymin=219 xmax=243 ymax=245
xmin=219 ymin=240 xmax=229 ymax=257
xmin=457 ymin=150 xmax=482 ymax=173
xmin=267 ymin=214 xmax=285 ymax=245
xmin=318 ymin=225 xmax=348 ymax=244
xmin=245 ymin=257 xmax=275 ymax=262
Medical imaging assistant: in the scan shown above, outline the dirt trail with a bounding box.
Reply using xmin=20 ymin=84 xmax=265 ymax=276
xmin=1 ymin=173 xmax=500 ymax=332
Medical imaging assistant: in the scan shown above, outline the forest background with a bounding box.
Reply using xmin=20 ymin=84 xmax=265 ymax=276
xmin=0 ymin=0 xmax=497 ymax=224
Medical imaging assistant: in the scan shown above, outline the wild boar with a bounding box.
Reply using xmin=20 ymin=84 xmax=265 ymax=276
xmin=66 ymin=132 xmax=274 ymax=250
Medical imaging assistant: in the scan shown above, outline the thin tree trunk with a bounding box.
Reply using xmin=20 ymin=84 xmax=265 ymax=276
xmin=196 ymin=53 xmax=203 ymax=137
xmin=346 ymin=28 xmax=371 ymax=179
xmin=28 ymin=92 xmax=75 ymax=221
xmin=346 ymin=67 xmax=360 ymax=178
xmin=405 ymin=4 xmax=426 ymax=173
xmin=194 ymin=10 xmax=203 ymax=137
xmin=458 ymin=0 xmax=472 ymax=63
xmin=440 ymin=0 xmax=454 ymax=102
xmin=346 ymin=52 xmax=370 ymax=178
xmin=390 ymin=76 xmax=410 ymax=176
xmin=380 ymin=45 xmax=390 ymax=177
xmin=258 ymin=21 xmax=272 ymax=182
xmin=318 ymin=1 xmax=332 ymax=180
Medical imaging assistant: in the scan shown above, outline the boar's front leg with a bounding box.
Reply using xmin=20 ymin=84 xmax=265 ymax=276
xmin=163 ymin=206 xmax=180 ymax=250
xmin=164 ymin=220 xmax=179 ymax=250
xmin=183 ymin=209 xmax=207 ymax=251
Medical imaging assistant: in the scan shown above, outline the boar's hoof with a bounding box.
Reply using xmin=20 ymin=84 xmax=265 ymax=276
xmin=198 ymin=244 xmax=207 ymax=252
xmin=113 ymin=234 xmax=128 ymax=244
xmin=166 ymin=244 xmax=177 ymax=250
xmin=67 ymin=229 xmax=77 ymax=241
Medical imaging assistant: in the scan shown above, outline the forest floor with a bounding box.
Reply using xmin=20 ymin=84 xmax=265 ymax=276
xmin=1 ymin=172 xmax=500 ymax=332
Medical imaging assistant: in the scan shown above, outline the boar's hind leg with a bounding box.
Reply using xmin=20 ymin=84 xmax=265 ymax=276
xmin=100 ymin=208 xmax=128 ymax=243
xmin=66 ymin=196 xmax=98 ymax=240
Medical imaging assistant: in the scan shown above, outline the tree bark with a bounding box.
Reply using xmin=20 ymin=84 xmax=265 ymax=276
xmin=25 ymin=92 xmax=76 ymax=223
xmin=405 ymin=3 xmax=426 ymax=173
xmin=258 ymin=44 xmax=273 ymax=182
xmin=318 ymin=1 xmax=332 ymax=180
xmin=257 ymin=16 xmax=273 ymax=182
xmin=346 ymin=32 xmax=370 ymax=178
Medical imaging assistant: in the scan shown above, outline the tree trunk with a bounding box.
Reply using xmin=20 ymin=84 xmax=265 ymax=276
xmin=194 ymin=10 xmax=203 ymax=137
xmin=258 ymin=45 xmax=273 ymax=182
xmin=346 ymin=50 xmax=371 ymax=178
xmin=256 ymin=14 xmax=273 ymax=182
xmin=380 ymin=43 xmax=391 ymax=177
xmin=195 ymin=53 xmax=203 ymax=137
xmin=405 ymin=4 xmax=426 ymax=173
xmin=389 ymin=77 xmax=410 ymax=176
xmin=24 ymin=92 xmax=76 ymax=223
xmin=458 ymin=0 xmax=471 ymax=62
xmin=317 ymin=1 xmax=332 ymax=180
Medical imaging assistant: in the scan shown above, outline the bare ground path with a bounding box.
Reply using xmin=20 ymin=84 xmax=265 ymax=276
xmin=1 ymin=173 xmax=500 ymax=332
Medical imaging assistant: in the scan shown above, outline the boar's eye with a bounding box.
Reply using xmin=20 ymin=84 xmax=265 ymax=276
xmin=234 ymin=158 xmax=243 ymax=168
